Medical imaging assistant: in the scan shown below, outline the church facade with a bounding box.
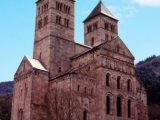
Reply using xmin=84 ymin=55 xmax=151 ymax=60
xmin=11 ymin=0 xmax=148 ymax=120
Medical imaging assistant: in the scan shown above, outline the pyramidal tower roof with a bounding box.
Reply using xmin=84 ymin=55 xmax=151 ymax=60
xmin=84 ymin=1 xmax=118 ymax=22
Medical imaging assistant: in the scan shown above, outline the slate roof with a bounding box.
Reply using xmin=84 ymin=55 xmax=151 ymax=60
xmin=84 ymin=1 xmax=118 ymax=22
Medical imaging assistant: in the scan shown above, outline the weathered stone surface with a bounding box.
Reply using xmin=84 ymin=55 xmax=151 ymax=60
xmin=11 ymin=0 xmax=148 ymax=120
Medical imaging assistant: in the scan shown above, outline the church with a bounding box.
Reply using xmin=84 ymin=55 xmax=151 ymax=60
xmin=11 ymin=0 xmax=148 ymax=120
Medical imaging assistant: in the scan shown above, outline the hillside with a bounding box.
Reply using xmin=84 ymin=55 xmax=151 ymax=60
xmin=136 ymin=55 xmax=160 ymax=105
xmin=0 ymin=81 xmax=13 ymax=120
xmin=136 ymin=55 xmax=160 ymax=119
xmin=0 ymin=81 xmax=13 ymax=96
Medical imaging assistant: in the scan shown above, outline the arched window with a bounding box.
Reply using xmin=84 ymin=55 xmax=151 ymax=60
xmin=56 ymin=2 xmax=59 ymax=9
xmin=83 ymin=110 xmax=87 ymax=120
xmin=44 ymin=16 xmax=48 ymax=26
xmin=84 ymin=87 xmax=87 ymax=93
xmin=117 ymin=97 xmax=122 ymax=117
xmin=91 ymin=88 xmax=94 ymax=95
xmin=68 ymin=7 xmax=70 ymax=14
xmin=44 ymin=5 xmax=46 ymax=12
xmin=106 ymin=96 xmax=110 ymax=114
xmin=117 ymin=45 xmax=120 ymax=53
xmin=56 ymin=15 xmax=59 ymax=23
xmin=93 ymin=23 xmax=98 ymax=30
xmin=91 ymin=37 xmax=94 ymax=46
xmin=58 ymin=16 xmax=61 ymax=24
xmin=64 ymin=19 xmax=69 ymax=27
xmin=111 ymin=25 xmax=115 ymax=32
xmin=58 ymin=67 xmax=62 ymax=73
xmin=64 ymin=5 xmax=66 ymax=12
xmin=67 ymin=20 xmax=69 ymax=27
xmin=46 ymin=3 xmax=49 ymax=10
xmin=127 ymin=79 xmax=131 ymax=91
xmin=77 ymin=85 xmax=80 ymax=92
xmin=104 ymin=22 xmax=109 ymax=30
xmin=38 ymin=7 xmax=41 ymax=15
xmin=60 ymin=3 xmax=63 ymax=11
xmin=117 ymin=76 xmax=121 ymax=89
xmin=87 ymin=25 xmax=92 ymax=33
xmin=128 ymin=100 xmax=131 ymax=118
xmin=39 ymin=52 xmax=42 ymax=60
xmin=106 ymin=73 xmax=110 ymax=86
xmin=38 ymin=19 xmax=42 ymax=29
xmin=18 ymin=109 xmax=23 ymax=120
xmin=56 ymin=15 xmax=61 ymax=25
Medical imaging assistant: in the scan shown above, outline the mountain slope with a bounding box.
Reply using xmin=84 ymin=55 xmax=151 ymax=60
xmin=0 ymin=81 xmax=13 ymax=120
xmin=136 ymin=55 xmax=160 ymax=105
xmin=136 ymin=55 xmax=160 ymax=120
xmin=0 ymin=81 xmax=13 ymax=96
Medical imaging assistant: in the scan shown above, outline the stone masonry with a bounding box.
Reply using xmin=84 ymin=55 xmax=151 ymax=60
xmin=11 ymin=0 xmax=148 ymax=120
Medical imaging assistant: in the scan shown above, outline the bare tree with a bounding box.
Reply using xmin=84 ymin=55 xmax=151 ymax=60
xmin=47 ymin=87 xmax=81 ymax=120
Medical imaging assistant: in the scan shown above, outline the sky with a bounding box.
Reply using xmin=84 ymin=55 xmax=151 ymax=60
xmin=0 ymin=0 xmax=160 ymax=81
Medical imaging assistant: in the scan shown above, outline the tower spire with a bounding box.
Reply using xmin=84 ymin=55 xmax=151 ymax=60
xmin=84 ymin=0 xmax=118 ymax=47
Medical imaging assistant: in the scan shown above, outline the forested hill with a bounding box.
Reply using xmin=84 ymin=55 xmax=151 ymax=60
xmin=136 ymin=55 xmax=160 ymax=105
xmin=0 ymin=81 xmax=13 ymax=120
xmin=136 ymin=55 xmax=160 ymax=119
xmin=0 ymin=81 xmax=13 ymax=96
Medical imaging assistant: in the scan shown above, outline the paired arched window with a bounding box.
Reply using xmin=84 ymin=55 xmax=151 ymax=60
xmin=117 ymin=76 xmax=121 ymax=89
xmin=117 ymin=97 xmax=122 ymax=117
xmin=56 ymin=15 xmax=61 ymax=24
xmin=106 ymin=96 xmax=110 ymax=114
xmin=38 ymin=3 xmax=49 ymax=15
xmin=106 ymin=73 xmax=110 ymax=86
xmin=128 ymin=100 xmax=131 ymax=118
xmin=127 ymin=79 xmax=132 ymax=91
xmin=105 ymin=95 xmax=131 ymax=118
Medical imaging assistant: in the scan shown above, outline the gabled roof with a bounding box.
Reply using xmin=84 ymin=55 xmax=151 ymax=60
xmin=15 ymin=56 xmax=48 ymax=76
xmin=84 ymin=1 xmax=118 ymax=22
xmin=26 ymin=56 xmax=48 ymax=72
xmin=71 ymin=36 xmax=134 ymax=60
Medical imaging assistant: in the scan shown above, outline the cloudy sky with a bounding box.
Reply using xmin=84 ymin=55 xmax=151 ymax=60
xmin=0 ymin=0 xmax=160 ymax=81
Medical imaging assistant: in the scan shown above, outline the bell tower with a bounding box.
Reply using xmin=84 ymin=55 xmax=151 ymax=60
xmin=84 ymin=1 xmax=118 ymax=47
xmin=33 ymin=0 xmax=75 ymax=78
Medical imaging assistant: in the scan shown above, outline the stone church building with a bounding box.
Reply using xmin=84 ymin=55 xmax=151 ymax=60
xmin=11 ymin=0 xmax=148 ymax=120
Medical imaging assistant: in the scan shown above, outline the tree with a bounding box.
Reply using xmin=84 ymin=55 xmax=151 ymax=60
xmin=47 ymin=87 xmax=81 ymax=120
xmin=0 ymin=96 xmax=12 ymax=120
